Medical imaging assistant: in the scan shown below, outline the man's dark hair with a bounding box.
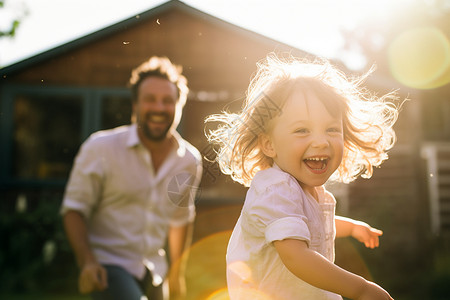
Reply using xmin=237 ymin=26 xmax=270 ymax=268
xmin=128 ymin=56 xmax=188 ymax=106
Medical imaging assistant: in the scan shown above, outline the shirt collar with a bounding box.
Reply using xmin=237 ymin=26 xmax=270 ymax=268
xmin=272 ymin=162 xmax=326 ymax=198
xmin=126 ymin=123 xmax=140 ymax=148
xmin=126 ymin=123 xmax=186 ymax=157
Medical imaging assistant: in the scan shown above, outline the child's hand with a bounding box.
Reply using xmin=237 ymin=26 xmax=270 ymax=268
xmin=351 ymin=221 xmax=383 ymax=249
xmin=356 ymin=280 xmax=393 ymax=300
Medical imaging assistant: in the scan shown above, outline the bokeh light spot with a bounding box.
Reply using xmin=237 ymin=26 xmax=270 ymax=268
xmin=176 ymin=231 xmax=232 ymax=300
xmin=227 ymin=287 xmax=274 ymax=300
xmin=388 ymin=26 xmax=450 ymax=89
xmin=206 ymin=287 xmax=230 ymax=300
xmin=227 ymin=261 xmax=253 ymax=283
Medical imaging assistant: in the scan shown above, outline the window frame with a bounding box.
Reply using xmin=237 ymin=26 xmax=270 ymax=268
xmin=0 ymin=84 xmax=130 ymax=188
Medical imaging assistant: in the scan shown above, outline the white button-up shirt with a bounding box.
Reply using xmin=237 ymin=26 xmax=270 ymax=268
xmin=227 ymin=165 xmax=341 ymax=299
xmin=61 ymin=124 xmax=202 ymax=284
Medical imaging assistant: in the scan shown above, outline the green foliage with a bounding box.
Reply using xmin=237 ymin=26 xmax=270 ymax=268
xmin=0 ymin=0 xmax=26 ymax=39
xmin=0 ymin=19 xmax=20 ymax=38
xmin=0 ymin=192 xmax=79 ymax=295
xmin=426 ymin=240 xmax=450 ymax=300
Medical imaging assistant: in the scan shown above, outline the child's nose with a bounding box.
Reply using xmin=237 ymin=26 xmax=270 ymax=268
xmin=311 ymin=135 xmax=329 ymax=148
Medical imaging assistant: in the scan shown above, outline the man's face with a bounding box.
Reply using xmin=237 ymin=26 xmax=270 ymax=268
xmin=134 ymin=77 xmax=179 ymax=142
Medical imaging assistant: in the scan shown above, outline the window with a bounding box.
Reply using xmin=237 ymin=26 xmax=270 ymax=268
xmin=0 ymin=85 xmax=131 ymax=184
xmin=100 ymin=94 xmax=132 ymax=130
xmin=12 ymin=94 xmax=82 ymax=180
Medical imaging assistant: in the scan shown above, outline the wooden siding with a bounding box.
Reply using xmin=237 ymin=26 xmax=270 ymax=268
xmin=2 ymin=0 xmax=427 ymax=223
xmin=3 ymin=3 xmax=310 ymax=204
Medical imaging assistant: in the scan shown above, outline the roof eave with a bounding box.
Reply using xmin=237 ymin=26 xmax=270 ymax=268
xmin=0 ymin=0 xmax=312 ymax=77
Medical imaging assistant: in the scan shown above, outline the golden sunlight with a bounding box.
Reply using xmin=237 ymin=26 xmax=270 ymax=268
xmin=180 ymin=231 xmax=232 ymax=300
xmin=388 ymin=26 xmax=450 ymax=89
xmin=206 ymin=288 xmax=230 ymax=300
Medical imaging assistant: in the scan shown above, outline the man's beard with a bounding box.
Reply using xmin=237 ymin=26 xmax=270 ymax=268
xmin=138 ymin=113 xmax=173 ymax=142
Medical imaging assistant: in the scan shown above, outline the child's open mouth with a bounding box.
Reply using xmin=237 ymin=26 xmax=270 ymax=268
xmin=304 ymin=157 xmax=329 ymax=172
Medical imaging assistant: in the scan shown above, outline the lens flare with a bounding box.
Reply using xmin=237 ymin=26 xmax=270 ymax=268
xmin=173 ymin=231 xmax=231 ymax=300
xmin=227 ymin=261 xmax=253 ymax=283
xmin=388 ymin=26 xmax=450 ymax=89
xmin=206 ymin=287 xmax=230 ymax=300
xmin=227 ymin=287 xmax=274 ymax=300
xmin=206 ymin=286 xmax=274 ymax=300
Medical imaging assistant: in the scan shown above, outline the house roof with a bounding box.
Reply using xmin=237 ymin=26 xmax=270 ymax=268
xmin=0 ymin=0 xmax=310 ymax=78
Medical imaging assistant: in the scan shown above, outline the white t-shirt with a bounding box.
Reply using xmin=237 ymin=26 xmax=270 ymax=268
xmin=226 ymin=165 xmax=342 ymax=299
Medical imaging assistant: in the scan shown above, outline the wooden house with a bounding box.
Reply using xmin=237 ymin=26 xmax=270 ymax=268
xmin=1 ymin=0 xmax=448 ymax=297
xmin=0 ymin=0 xmax=312 ymax=231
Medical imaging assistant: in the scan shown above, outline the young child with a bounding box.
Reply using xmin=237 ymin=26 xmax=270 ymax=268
xmin=205 ymin=54 xmax=399 ymax=299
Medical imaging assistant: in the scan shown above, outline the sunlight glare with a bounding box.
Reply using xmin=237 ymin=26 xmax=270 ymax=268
xmin=173 ymin=230 xmax=231 ymax=300
xmin=206 ymin=287 xmax=230 ymax=300
xmin=388 ymin=26 xmax=450 ymax=89
xmin=227 ymin=261 xmax=253 ymax=283
xmin=227 ymin=287 xmax=274 ymax=300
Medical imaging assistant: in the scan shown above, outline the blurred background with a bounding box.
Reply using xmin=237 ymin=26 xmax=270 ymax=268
xmin=1 ymin=0 xmax=449 ymax=299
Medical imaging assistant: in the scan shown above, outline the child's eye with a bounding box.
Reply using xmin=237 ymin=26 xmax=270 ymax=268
xmin=294 ymin=128 xmax=309 ymax=134
xmin=327 ymin=127 xmax=342 ymax=133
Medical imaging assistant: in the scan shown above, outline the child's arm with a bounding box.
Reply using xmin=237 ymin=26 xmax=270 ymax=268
xmin=274 ymin=239 xmax=393 ymax=299
xmin=335 ymin=216 xmax=383 ymax=249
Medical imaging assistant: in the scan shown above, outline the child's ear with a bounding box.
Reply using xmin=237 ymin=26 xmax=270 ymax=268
xmin=258 ymin=133 xmax=276 ymax=158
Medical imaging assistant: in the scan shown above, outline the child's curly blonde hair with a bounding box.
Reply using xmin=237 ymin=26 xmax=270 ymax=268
xmin=205 ymin=54 xmax=399 ymax=187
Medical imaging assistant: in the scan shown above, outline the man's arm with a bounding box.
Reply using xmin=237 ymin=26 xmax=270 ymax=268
xmin=63 ymin=210 xmax=107 ymax=294
xmin=273 ymin=239 xmax=392 ymax=299
xmin=167 ymin=222 xmax=194 ymax=299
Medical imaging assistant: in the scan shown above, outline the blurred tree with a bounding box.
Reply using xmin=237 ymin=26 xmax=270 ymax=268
xmin=0 ymin=0 xmax=27 ymax=38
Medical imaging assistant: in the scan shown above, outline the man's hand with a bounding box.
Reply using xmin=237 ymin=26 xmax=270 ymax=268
xmin=78 ymin=262 xmax=108 ymax=294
